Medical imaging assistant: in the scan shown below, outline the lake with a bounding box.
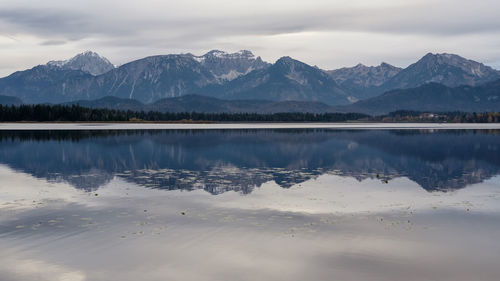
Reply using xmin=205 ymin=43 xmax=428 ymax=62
xmin=0 ymin=126 xmax=499 ymax=281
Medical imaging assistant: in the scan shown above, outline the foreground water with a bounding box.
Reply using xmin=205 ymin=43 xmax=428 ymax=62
xmin=0 ymin=128 xmax=499 ymax=281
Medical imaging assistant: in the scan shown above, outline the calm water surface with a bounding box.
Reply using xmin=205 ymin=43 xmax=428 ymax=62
xmin=0 ymin=129 xmax=499 ymax=281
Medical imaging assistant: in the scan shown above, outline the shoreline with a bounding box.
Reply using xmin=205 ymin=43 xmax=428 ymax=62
xmin=1 ymin=122 xmax=500 ymax=130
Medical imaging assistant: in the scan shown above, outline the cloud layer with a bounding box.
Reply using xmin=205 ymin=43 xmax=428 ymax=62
xmin=1 ymin=0 xmax=500 ymax=76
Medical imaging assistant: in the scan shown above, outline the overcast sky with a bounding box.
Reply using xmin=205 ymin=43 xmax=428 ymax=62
xmin=1 ymin=0 xmax=500 ymax=77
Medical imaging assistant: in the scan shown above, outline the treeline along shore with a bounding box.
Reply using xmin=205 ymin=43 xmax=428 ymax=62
xmin=0 ymin=104 xmax=368 ymax=122
xmin=0 ymin=104 xmax=499 ymax=123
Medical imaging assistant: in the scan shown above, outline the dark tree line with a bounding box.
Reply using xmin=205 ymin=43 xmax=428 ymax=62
xmin=0 ymin=104 xmax=368 ymax=122
xmin=2 ymin=104 xmax=499 ymax=123
xmin=376 ymin=110 xmax=500 ymax=123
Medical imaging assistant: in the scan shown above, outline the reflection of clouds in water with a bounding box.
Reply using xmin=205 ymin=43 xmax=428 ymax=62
xmin=1 ymin=166 xmax=500 ymax=281
xmin=89 ymin=172 xmax=500 ymax=215
xmin=1 ymin=203 xmax=499 ymax=281
xmin=0 ymin=256 xmax=85 ymax=281
xmin=206 ymin=174 xmax=500 ymax=214
xmin=0 ymin=165 xmax=87 ymax=211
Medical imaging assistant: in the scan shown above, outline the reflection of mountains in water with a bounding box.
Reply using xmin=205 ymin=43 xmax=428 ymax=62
xmin=117 ymin=167 xmax=324 ymax=195
xmin=0 ymin=129 xmax=499 ymax=193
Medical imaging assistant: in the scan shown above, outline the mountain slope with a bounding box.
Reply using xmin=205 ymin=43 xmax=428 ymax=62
xmin=378 ymin=53 xmax=500 ymax=93
xmin=149 ymin=95 xmax=335 ymax=113
xmin=149 ymin=95 xmax=263 ymax=113
xmin=0 ymin=51 xmax=115 ymax=104
xmin=0 ymin=95 xmax=23 ymax=105
xmin=211 ymin=56 xmax=352 ymax=105
xmin=338 ymin=79 xmax=500 ymax=115
xmin=89 ymin=54 xmax=218 ymax=103
xmin=47 ymin=51 xmax=115 ymax=76
xmin=327 ymin=62 xmax=402 ymax=99
xmin=63 ymin=94 xmax=335 ymax=113
xmin=0 ymin=66 xmax=94 ymax=104
xmin=65 ymin=96 xmax=145 ymax=111
xmin=93 ymin=50 xmax=270 ymax=103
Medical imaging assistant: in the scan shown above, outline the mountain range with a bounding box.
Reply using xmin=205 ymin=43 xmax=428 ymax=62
xmin=64 ymin=78 xmax=500 ymax=115
xmin=376 ymin=53 xmax=500 ymax=93
xmin=208 ymin=56 xmax=352 ymax=105
xmin=327 ymin=62 xmax=402 ymax=99
xmin=0 ymin=50 xmax=499 ymax=114
xmin=338 ymin=79 xmax=500 ymax=115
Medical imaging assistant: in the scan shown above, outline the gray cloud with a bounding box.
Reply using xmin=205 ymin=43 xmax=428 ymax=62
xmin=2 ymin=2 xmax=500 ymax=40
xmin=40 ymin=40 xmax=66 ymax=46
xmin=0 ymin=8 xmax=136 ymax=40
xmin=0 ymin=8 xmax=90 ymax=38
xmin=0 ymin=0 xmax=499 ymax=76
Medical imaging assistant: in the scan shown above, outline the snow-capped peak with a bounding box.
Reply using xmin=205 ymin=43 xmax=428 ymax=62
xmin=199 ymin=50 xmax=256 ymax=60
xmin=189 ymin=50 xmax=269 ymax=82
xmin=47 ymin=51 xmax=115 ymax=76
xmin=205 ymin=50 xmax=228 ymax=58
xmin=81 ymin=50 xmax=100 ymax=57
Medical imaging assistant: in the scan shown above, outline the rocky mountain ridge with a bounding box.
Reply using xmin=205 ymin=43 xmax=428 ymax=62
xmin=0 ymin=50 xmax=499 ymax=110
xmin=207 ymin=56 xmax=352 ymax=105
xmin=327 ymin=62 xmax=402 ymax=99
xmin=47 ymin=51 xmax=115 ymax=76
xmin=378 ymin=53 xmax=500 ymax=93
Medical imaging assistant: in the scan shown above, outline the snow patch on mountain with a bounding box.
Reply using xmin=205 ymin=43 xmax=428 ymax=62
xmin=189 ymin=50 xmax=269 ymax=82
xmin=47 ymin=51 xmax=115 ymax=76
xmin=285 ymin=69 xmax=308 ymax=85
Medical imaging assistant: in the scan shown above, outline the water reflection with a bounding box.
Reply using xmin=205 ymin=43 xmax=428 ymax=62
xmin=0 ymin=129 xmax=499 ymax=193
xmin=1 ymin=129 xmax=500 ymax=281
xmin=1 ymin=167 xmax=500 ymax=281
